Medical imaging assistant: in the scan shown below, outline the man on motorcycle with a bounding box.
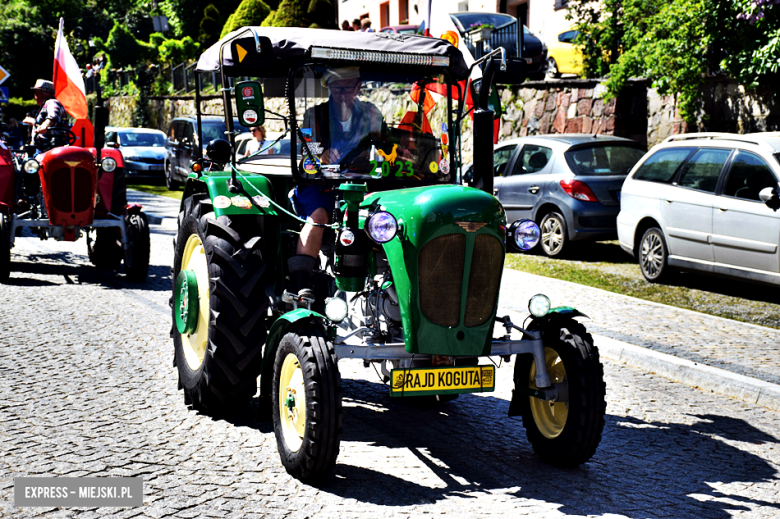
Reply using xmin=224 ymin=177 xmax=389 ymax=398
xmin=22 ymin=79 xmax=69 ymax=152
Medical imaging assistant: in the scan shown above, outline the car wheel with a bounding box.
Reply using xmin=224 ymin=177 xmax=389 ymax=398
xmin=547 ymin=58 xmax=561 ymax=79
xmin=165 ymin=162 xmax=181 ymax=190
xmin=539 ymin=212 xmax=568 ymax=257
xmin=639 ymin=227 xmax=671 ymax=282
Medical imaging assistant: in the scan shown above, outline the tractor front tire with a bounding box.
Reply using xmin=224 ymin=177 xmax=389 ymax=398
xmin=88 ymin=228 xmax=123 ymax=269
xmin=172 ymin=198 xmax=269 ymax=414
xmin=124 ymin=212 xmax=150 ymax=282
xmin=515 ymin=320 xmax=606 ymax=467
xmin=272 ymin=323 xmax=342 ymax=483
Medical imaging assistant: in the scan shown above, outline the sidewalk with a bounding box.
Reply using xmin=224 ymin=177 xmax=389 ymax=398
xmin=129 ymin=189 xmax=780 ymax=412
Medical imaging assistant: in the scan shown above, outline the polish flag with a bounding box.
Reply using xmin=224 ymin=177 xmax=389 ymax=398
xmin=53 ymin=18 xmax=88 ymax=120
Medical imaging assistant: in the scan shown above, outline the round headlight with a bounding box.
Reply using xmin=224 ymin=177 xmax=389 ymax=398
xmin=528 ymin=294 xmax=551 ymax=318
xmin=508 ymin=219 xmax=540 ymax=251
xmin=366 ymin=211 xmax=397 ymax=243
xmin=101 ymin=157 xmax=117 ymax=173
xmin=325 ymin=297 xmax=348 ymax=323
xmin=23 ymin=159 xmax=40 ymax=174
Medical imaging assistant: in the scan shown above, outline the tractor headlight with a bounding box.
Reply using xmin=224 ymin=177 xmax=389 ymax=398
xmin=528 ymin=294 xmax=551 ymax=317
xmin=366 ymin=211 xmax=397 ymax=243
xmin=325 ymin=297 xmax=348 ymax=323
xmin=508 ymin=218 xmax=540 ymax=251
xmin=23 ymin=159 xmax=40 ymax=174
xmin=101 ymin=156 xmax=117 ymax=173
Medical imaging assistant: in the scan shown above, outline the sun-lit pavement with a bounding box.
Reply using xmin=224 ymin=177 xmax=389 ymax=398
xmin=0 ymin=192 xmax=779 ymax=517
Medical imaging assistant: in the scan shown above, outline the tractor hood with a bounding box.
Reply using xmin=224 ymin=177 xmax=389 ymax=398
xmin=361 ymin=185 xmax=507 ymax=356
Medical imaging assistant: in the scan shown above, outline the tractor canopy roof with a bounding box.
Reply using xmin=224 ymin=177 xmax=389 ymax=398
xmin=196 ymin=27 xmax=470 ymax=80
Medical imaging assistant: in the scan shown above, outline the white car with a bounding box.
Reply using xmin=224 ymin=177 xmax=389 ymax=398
xmin=105 ymin=127 xmax=167 ymax=180
xmin=617 ymin=132 xmax=780 ymax=285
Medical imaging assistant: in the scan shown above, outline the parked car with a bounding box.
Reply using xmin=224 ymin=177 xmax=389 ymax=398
xmin=165 ymin=116 xmax=249 ymax=189
xmin=379 ymin=24 xmax=419 ymax=35
xmin=419 ymin=12 xmax=548 ymax=80
xmin=234 ymin=131 xmax=292 ymax=157
xmin=547 ymin=30 xmax=583 ymax=78
xmin=617 ymin=132 xmax=780 ymax=285
xmin=105 ymin=127 xmax=167 ymax=181
xmin=488 ymin=134 xmax=646 ymax=256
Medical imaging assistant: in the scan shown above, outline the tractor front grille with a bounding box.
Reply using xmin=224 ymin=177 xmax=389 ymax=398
xmin=465 ymin=234 xmax=504 ymax=327
xmin=49 ymin=167 xmax=93 ymax=213
xmin=419 ymin=234 xmax=465 ymax=327
xmin=50 ymin=168 xmax=72 ymax=212
xmin=73 ymin=168 xmax=92 ymax=212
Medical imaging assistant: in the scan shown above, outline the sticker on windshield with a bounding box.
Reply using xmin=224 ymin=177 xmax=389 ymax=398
xmin=439 ymin=159 xmax=450 ymax=175
xmin=429 ymin=161 xmax=439 ymax=174
xmin=307 ymin=141 xmax=324 ymax=155
xmin=302 ymin=156 xmax=321 ymax=175
xmin=213 ymin=195 xmax=231 ymax=209
xmin=441 ymin=122 xmax=447 ymax=133
xmin=242 ymin=109 xmax=258 ymax=125
xmin=300 ymin=128 xmax=313 ymax=142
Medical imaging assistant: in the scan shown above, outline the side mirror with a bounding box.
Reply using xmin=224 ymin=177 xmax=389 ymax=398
xmin=107 ymin=141 xmax=118 ymax=148
xmin=492 ymin=57 xmax=527 ymax=85
xmin=759 ymin=186 xmax=776 ymax=203
xmin=236 ymin=81 xmax=264 ymax=127
xmin=471 ymin=109 xmax=494 ymax=195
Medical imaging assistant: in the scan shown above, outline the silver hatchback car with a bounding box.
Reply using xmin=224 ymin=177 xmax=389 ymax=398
xmin=488 ymin=135 xmax=646 ymax=256
xmin=617 ymin=133 xmax=780 ymax=285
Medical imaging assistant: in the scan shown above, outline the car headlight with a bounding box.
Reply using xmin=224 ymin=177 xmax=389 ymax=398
xmin=366 ymin=211 xmax=398 ymax=243
xmin=528 ymin=294 xmax=551 ymax=317
xmin=325 ymin=297 xmax=348 ymax=323
xmin=508 ymin=219 xmax=540 ymax=251
xmin=101 ymin=157 xmax=117 ymax=173
xmin=23 ymin=159 xmax=40 ymax=174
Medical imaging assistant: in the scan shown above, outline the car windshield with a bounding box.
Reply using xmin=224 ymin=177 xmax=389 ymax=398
xmin=119 ymin=132 xmax=165 ymax=147
xmin=451 ymin=13 xmax=515 ymax=29
xmin=564 ymin=145 xmax=646 ymax=176
xmin=202 ymin=121 xmax=249 ymax=144
xmin=292 ymin=65 xmax=454 ymax=183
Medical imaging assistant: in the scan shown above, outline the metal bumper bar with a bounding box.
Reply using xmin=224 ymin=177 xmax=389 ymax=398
xmin=10 ymin=214 xmax=128 ymax=248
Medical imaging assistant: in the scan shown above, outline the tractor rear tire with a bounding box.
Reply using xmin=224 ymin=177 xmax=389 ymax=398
xmin=172 ymin=197 xmax=269 ymax=415
xmin=515 ymin=320 xmax=606 ymax=467
xmin=0 ymin=213 xmax=10 ymax=283
xmin=272 ymin=323 xmax=342 ymax=483
xmin=88 ymin=228 xmax=123 ymax=269
xmin=124 ymin=212 xmax=150 ymax=282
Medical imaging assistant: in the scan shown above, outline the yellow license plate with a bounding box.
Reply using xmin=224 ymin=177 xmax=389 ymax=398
xmin=389 ymin=365 xmax=495 ymax=397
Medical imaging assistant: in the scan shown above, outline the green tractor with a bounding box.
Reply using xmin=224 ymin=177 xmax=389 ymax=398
xmin=171 ymin=27 xmax=606 ymax=483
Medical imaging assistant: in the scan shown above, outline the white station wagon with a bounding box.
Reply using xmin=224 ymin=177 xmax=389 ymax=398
xmin=617 ymin=133 xmax=780 ymax=285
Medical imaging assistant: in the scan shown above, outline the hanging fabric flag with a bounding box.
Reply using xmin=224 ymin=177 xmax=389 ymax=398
xmin=53 ymin=18 xmax=88 ymax=120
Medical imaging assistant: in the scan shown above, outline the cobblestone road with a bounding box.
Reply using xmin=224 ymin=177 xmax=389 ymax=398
xmin=1 ymin=195 xmax=779 ymax=517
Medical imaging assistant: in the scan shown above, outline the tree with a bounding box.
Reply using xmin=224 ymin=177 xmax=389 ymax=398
xmin=199 ymin=4 xmax=222 ymax=48
xmin=266 ymin=0 xmax=310 ymax=27
xmin=220 ymin=0 xmax=272 ymax=37
xmin=307 ymin=0 xmax=337 ymax=29
xmin=92 ymin=22 xmax=157 ymax=69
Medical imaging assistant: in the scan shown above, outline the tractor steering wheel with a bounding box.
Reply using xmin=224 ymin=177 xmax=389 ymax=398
xmin=42 ymin=127 xmax=78 ymax=146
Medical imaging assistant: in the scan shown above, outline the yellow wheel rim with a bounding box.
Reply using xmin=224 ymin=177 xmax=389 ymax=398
xmin=279 ymin=353 xmax=306 ymax=452
xmin=180 ymin=233 xmax=210 ymax=371
xmin=529 ymin=347 xmax=568 ymax=439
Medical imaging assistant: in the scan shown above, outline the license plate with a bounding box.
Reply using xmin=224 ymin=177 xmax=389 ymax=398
xmin=149 ymin=165 xmax=164 ymax=171
xmin=389 ymin=365 xmax=495 ymax=397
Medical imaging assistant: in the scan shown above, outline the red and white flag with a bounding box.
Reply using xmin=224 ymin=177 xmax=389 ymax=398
xmin=53 ymin=18 xmax=88 ymax=119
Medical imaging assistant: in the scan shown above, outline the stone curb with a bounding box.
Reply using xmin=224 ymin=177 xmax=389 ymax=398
xmin=594 ymin=334 xmax=780 ymax=412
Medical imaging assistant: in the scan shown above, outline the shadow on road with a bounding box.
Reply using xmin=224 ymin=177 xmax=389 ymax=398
xmin=306 ymin=378 xmax=780 ymax=518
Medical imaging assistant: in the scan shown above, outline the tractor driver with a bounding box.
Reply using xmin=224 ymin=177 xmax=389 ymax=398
xmin=22 ymin=79 xmax=69 ymax=152
xmin=287 ymin=68 xmax=385 ymax=299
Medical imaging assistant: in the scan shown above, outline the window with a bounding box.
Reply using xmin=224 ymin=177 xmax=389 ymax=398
xmin=564 ymin=144 xmax=645 ymax=176
xmin=559 ymin=31 xmax=577 ymax=43
xmin=515 ymin=145 xmax=553 ymax=174
xmin=380 ymin=2 xmax=390 ymax=29
xmin=554 ymin=0 xmax=569 ymax=10
xmin=493 ymin=145 xmax=517 ymax=177
xmin=633 ymin=147 xmax=694 ymax=183
xmin=722 ymin=151 xmax=779 ymax=202
xmin=399 ymin=0 xmax=409 ymax=24
xmin=677 ymin=148 xmax=731 ymax=193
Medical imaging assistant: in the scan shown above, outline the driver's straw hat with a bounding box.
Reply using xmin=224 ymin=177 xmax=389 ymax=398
xmin=31 ymin=79 xmax=55 ymax=94
xmin=321 ymin=68 xmax=361 ymax=88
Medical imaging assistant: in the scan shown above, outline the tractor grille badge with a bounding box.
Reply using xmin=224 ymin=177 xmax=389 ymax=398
xmin=456 ymin=222 xmax=486 ymax=232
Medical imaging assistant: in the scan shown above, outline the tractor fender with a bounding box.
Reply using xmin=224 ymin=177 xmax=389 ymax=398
xmin=259 ymin=308 xmax=329 ymax=400
xmin=183 ymin=172 xmax=279 ymax=218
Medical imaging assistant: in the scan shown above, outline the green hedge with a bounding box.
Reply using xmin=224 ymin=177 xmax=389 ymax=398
xmin=1 ymin=97 xmax=37 ymax=124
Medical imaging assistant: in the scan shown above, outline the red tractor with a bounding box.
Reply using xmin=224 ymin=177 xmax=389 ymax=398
xmin=0 ymin=115 xmax=150 ymax=283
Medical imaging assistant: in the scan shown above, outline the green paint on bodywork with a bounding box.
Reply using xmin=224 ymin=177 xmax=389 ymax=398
xmin=186 ymin=170 xmax=279 ymax=218
xmin=360 ymin=184 xmax=507 ymax=356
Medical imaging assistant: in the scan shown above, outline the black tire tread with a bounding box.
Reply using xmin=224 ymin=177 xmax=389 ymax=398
xmin=124 ymin=212 xmax=150 ymax=281
xmin=172 ymin=197 xmax=268 ymax=414
xmin=273 ymin=323 xmax=342 ymax=483
xmin=88 ymin=228 xmax=122 ymax=269
xmin=0 ymin=214 xmax=10 ymax=283
xmin=516 ymin=320 xmax=606 ymax=467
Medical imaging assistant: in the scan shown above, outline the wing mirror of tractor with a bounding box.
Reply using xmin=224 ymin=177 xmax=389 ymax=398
xmin=206 ymin=138 xmax=232 ymax=164
xmin=235 ymin=81 xmax=265 ymax=128
xmin=492 ymin=57 xmax=527 ymax=85
xmin=230 ymin=36 xmax=273 ymax=68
